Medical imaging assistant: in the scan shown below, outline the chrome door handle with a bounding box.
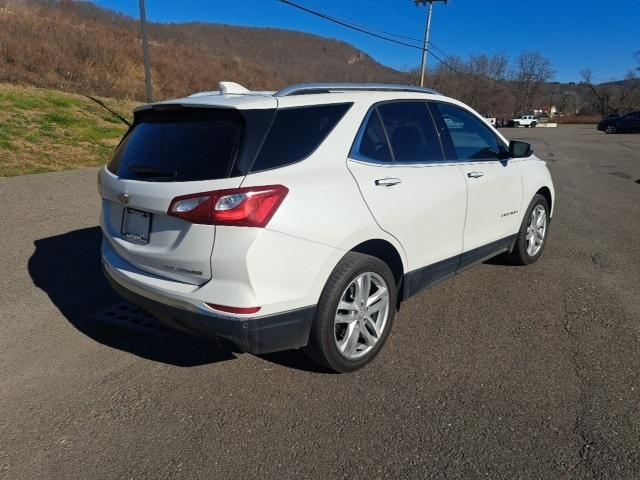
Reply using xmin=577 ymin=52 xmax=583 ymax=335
xmin=467 ymin=171 xmax=484 ymax=178
xmin=374 ymin=177 xmax=402 ymax=187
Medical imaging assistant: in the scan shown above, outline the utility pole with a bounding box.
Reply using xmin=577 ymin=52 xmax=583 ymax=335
xmin=139 ymin=0 xmax=154 ymax=103
xmin=415 ymin=0 xmax=447 ymax=87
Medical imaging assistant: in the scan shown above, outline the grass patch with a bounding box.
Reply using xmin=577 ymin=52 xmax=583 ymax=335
xmin=0 ymin=83 xmax=139 ymax=176
xmin=43 ymin=111 xmax=82 ymax=127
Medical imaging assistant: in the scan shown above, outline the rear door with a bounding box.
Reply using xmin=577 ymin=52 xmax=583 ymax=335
xmin=100 ymin=106 xmax=273 ymax=285
xmin=347 ymin=101 xmax=468 ymax=282
xmin=430 ymin=102 xmax=523 ymax=259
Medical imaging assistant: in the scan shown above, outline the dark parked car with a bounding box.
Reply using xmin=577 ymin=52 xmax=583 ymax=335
xmin=597 ymin=111 xmax=640 ymax=134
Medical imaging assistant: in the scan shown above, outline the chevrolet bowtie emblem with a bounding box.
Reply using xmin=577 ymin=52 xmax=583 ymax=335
xmin=118 ymin=193 xmax=130 ymax=204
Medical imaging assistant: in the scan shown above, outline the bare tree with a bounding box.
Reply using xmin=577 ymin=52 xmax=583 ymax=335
xmin=580 ymin=68 xmax=639 ymax=114
xmin=511 ymin=51 xmax=554 ymax=116
xmin=580 ymin=69 xmax=612 ymax=114
xmin=618 ymin=70 xmax=640 ymax=112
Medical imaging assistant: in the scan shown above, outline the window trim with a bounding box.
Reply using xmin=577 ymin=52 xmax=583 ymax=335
xmin=429 ymin=100 xmax=509 ymax=164
xmin=248 ymin=102 xmax=353 ymax=174
xmin=348 ymin=99 xmax=447 ymax=166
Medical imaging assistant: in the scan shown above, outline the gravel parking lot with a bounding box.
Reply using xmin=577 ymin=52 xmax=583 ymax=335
xmin=1 ymin=126 xmax=639 ymax=479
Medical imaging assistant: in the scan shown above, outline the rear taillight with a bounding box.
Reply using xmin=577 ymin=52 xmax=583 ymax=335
xmin=167 ymin=185 xmax=288 ymax=227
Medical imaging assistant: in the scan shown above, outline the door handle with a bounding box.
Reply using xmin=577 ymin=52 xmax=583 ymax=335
xmin=374 ymin=177 xmax=402 ymax=187
xmin=467 ymin=171 xmax=484 ymax=178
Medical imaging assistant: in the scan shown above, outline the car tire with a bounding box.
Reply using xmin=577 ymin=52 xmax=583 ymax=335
xmin=304 ymin=252 xmax=397 ymax=373
xmin=513 ymin=121 xmax=520 ymax=128
xmin=605 ymin=125 xmax=617 ymax=134
xmin=531 ymin=121 xmax=537 ymax=128
xmin=503 ymin=194 xmax=550 ymax=266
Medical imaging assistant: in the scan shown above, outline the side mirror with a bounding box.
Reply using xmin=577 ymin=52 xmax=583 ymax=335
xmin=509 ymin=140 xmax=533 ymax=158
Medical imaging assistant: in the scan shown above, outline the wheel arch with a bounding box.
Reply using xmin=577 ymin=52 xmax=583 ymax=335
xmin=536 ymin=186 xmax=553 ymax=214
xmin=349 ymin=239 xmax=405 ymax=303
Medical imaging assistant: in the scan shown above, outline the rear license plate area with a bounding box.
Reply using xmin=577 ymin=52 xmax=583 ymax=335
xmin=121 ymin=208 xmax=152 ymax=244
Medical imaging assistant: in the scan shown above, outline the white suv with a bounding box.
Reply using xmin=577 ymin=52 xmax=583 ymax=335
xmin=99 ymin=82 xmax=555 ymax=372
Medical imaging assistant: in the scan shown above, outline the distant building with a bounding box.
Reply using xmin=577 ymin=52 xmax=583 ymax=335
xmin=533 ymin=105 xmax=558 ymax=118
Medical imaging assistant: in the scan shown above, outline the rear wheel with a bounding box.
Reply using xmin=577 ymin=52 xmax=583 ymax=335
xmin=304 ymin=252 xmax=396 ymax=372
xmin=503 ymin=194 xmax=550 ymax=265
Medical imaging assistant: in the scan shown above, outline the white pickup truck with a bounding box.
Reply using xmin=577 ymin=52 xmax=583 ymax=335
xmin=512 ymin=115 xmax=538 ymax=127
xmin=482 ymin=115 xmax=497 ymax=126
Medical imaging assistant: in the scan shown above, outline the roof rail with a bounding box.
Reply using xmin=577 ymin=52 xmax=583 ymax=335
xmin=274 ymin=83 xmax=440 ymax=97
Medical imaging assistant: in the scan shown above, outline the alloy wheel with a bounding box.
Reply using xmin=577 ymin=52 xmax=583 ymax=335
xmin=526 ymin=204 xmax=547 ymax=256
xmin=334 ymin=272 xmax=390 ymax=359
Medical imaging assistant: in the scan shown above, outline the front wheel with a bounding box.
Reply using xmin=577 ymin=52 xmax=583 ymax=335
xmin=503 ymin=194 xmax=550 ymax=265
xmin=531 ymin=121 xmax=537 ymax=128
xmin=605 ymin=125 xmax=617 ymax=134
xmin=304 ymin=252 xmax=396 ymax=372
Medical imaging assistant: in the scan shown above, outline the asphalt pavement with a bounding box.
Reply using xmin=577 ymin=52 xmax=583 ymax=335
xmin=1 ymin=126 xmax=639 ymax=479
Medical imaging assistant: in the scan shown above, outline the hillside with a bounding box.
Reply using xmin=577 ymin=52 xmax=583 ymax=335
xmin=0 ymin=83 xmax=138 ymax=176
xmin=0 ymin=0 xmax=407 ymax=102
xmin=0 ymin=1 xmax=286 ymax=101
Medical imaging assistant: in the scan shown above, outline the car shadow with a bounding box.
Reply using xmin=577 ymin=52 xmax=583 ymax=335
xmin=483 ymin=255 xmax=514 ymax=266
xmin=27 ymin=226 xmax=327 ymax=372
xmin=28 ymin=226 xmax=236 ymax=367
xmin=258 ymin=350 xmax=336 ymax=374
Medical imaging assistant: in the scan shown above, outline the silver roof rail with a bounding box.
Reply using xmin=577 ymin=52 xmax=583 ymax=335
xmin=274 ymin=83 xmax=441 ymax=97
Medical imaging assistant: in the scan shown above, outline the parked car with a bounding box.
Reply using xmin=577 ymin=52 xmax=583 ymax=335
xmin=99 ymin=82 xmax=555 ymax=372
xmin=511 ymin=115 xmax=539 ymax=128
xmin=597 ymin=111 xmax=640 ymax=134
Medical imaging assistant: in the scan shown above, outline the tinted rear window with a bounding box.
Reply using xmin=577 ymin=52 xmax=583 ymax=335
xmin=351 ymin=110 xmax=392 ymax=163
xmin=251 ymin=103 xmax=351 ymax=172
xmin=377 ymin=102 xmax=443 ymax=163
xmin=108 ymin=109 xmax=244 ymax=182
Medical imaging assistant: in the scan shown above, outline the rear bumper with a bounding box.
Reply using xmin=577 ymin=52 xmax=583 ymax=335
xmin=102 ymin=262 xmax=315 ymax=354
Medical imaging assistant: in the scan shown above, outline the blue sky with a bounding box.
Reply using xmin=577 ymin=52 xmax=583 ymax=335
xmin=95 ymin=0 xmax=639 ymax=83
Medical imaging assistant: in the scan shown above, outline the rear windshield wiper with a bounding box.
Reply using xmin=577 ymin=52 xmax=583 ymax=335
xmin=128 ymin=164 xmax=177 ymax=179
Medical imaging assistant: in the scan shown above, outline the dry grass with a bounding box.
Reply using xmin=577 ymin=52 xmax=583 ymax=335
xmin=554 ymin=115 xmax=600 ymax=124
xmin=0 ymin=83 xmax=139 ymax=176
xmin=0 ymin=3 xmax=285 ymax=101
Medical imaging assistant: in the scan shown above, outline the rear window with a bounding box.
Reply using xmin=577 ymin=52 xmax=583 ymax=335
xmin=377 ymin=102 xmax=443 ymax=163
xmin=250 ymin=103 xmax=351 ymax=172
xmin=108 ymin=109 xmax=244 ymax=182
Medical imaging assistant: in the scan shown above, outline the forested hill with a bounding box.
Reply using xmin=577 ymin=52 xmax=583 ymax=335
xmin=0 ymin=0 xmax=407 ymax=101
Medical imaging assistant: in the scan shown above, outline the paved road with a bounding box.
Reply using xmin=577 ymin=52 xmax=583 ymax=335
xmin=1 ymin=127 xmax=639 ymax=479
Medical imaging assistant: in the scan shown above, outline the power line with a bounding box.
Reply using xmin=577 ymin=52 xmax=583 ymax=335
xmin=277 ymin=0 xmax=520 ymax=94
xmin=294 ymin=0 xmax=427 ymax=44
xmin=278 ymin=0 xmax=455 ymax=71
xmin=295 ymin=0 xmax=452 ymax=61
xmin=279 ymin=0 xmax=424 ymax=50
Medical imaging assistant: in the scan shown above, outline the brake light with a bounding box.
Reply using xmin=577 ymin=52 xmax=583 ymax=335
xmin=167 ymin=185 xmax=288 ymax=227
